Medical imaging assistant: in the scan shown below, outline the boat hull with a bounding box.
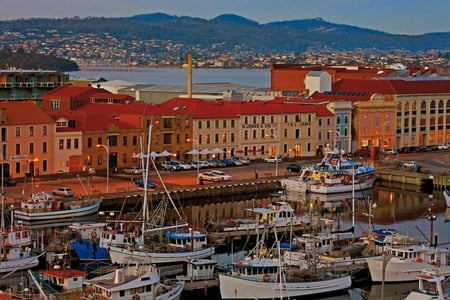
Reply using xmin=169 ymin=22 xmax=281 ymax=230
xmin=367 ymin=256 xmax=450 ymax=282
xmin=71 ymin=240 xmax=109 ymax=262
xmin=0 ymin=255 xmax=40 ymax=273
xmin=108 ymin=244 xmax=215 ymax=265
xmin=310 ymin=178 xmax=375 ymax=194
xmin=218 ymin=273 xmax=351 ymax=299
xmin=444 ymin=189 xmax=450 ymax=207
xmin=14 ymin=201 xmax=101 ymax=221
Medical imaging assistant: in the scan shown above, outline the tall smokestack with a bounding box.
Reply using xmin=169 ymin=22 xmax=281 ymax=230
xmin=187 ymin=52 xmax=192 ymax=98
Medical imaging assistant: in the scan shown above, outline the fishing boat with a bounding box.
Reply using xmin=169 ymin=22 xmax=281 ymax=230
xmin=107 ymin=125 xmax=215 ymax=265
xmin=309 ymin=171 xmax=376 ymax=194
xmin=218 ymin=221 xmax=352 ymax=299
xmin=0 ymin=252 xmax=86 ymax=298
xmin=404 ymin=269 xmax=449 ymax=300
xmin=206 ymin=201 xmax=311 ymax=245
xmin=443 ymin=189 xmax=450 ymax=207
xmin=366 ymin=243 xmax=450 ymax=282
xmin=69 ymin=222 xmax=110 ymax=262
xmin=0 ymin=198 xmax=41 ymax=273
xmin=281 ymin=149 xmax=375 ymax=193
xmin=84 ymin=259 xmax=184 ymax=300
xmin=14 ymin=191 xmax=102 ymax=221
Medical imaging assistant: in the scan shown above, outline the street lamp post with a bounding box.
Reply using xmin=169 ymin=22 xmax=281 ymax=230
xmin=96 ymin=139 xmax=109 ymax=194
xmin=267 ymin=130 xmax=279 ymax=177
xmin=187 ymin=138 xmax=200 ymax=184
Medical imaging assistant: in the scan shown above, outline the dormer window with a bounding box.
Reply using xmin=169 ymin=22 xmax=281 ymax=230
xmin=56 ymin=121 xmax=68 ymax=128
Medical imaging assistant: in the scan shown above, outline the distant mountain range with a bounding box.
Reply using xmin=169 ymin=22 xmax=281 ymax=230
xmin=0 ymin=13 xmax=449 ymax=70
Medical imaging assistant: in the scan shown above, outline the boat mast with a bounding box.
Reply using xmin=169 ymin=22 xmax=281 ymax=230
xmin=141 ymin=124 xmax=152 ymax=237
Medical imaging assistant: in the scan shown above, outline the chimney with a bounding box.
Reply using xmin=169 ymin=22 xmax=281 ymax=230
xmin=187 ymin=52 xmax=192 ymax=98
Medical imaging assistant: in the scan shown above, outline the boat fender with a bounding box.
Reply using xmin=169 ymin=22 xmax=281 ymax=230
xmin=90 ymin=230 xmax=97 ymax=239
xmin=106 ymin=291 xmax=112 ymax=297
xmin=275 ymin=205 xmax=280 ymax=211
xmin=416 ymin=257 xmax=423 ymax=263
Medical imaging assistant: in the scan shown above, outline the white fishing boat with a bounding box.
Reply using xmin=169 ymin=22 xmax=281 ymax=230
xmin=219 ymin=232 xmax=352 ymax=299
xmin=14 ymin=191 xmax=102 ymax=221
xmin=366 ymin=244 xmax=450 ymax=282
xmin=443 ymin=189 xmax=450 ymax=207
xmin=84 ymin=260 xmax=184 ymax=300
xmin=0 ymin=198 xmax=41 ymax=273
xmin=3 ymin=254 xmax=87 ymax=299
xmin=309 ymin=172 xmax=376 ymax=194
xmin=281 ymin=149 xmax=375 ymax=193
xmin=206 ymin=201 xmax=311 ymax=245
xmin=404 ymin=269 xmax=449 ymax=300
xmin=107 ymin=125 xmax=215 ymax=265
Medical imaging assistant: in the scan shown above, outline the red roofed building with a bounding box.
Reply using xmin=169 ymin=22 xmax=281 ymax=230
xmin=0 ymin=101 xmax=56 ymax=177
xmin=333 ymin=79 xmax=450 ymax=150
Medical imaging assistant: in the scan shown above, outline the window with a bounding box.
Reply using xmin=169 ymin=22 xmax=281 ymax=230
xmin=215 ymin=120 xmax=219 ymax=128
xmin=223 ymin=120 xmax=227 ymax=128
xmin=1 ymin=128 xmax=6 ymax=142
xmin=51 ymin=100 xmax=60 ymax=109
xmin=108 ymin=136 xmax=117 ymax=146
xmin=132 ymin=136 xmax=137 ymax=146
xmin=43 ymin=160 xmax=47 ymax=172
xmin=198 ymin=121 xmax=202 ymax=129
xmin=43 ymin=141 xmax=47 ymax=153
xmin=123 ymin=136 xmax=128 ymax=146
xmin=15 ymin=144 xmax=20 ymax=155
xmin=231 ymin=133 xmax=235 ymax=142
xmin=87 ymin=138 xmax=92 ymax=148
xmin=163 ymin=118 xmax=173 ymax=129
xmin=15 ymin=127 xmax=20 ymax=137
xmin=206 ymin=120 xmax=210 ymax=128
xmin=43 ymin=125 xmax=48 ymax=136
xmin=59 ymin=139 xmax=64 ymax=150
xmin=231 ymin=120 xmax=235 ymax=128
xmin=206 ymin=134 xmax=211 ymax=144
xmin=29 ymin=143 xmax=34 ymax=154
xmin=163 ymin=133 xmax=172 ymax=144
xmin=215 ymin=133 xmax=219 ymax=143
xmin=29 ymin=126 xmax=34 ymax=136
xmin=74 ymin=138 xmax=79 ymax=149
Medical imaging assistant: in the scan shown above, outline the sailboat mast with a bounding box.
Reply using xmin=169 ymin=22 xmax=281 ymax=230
xmin=141 ymin=124 xmax=152 ymax=237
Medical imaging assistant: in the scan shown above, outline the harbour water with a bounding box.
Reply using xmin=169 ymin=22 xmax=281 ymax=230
xmin=68 ymin=66 xmax=271 ymax=87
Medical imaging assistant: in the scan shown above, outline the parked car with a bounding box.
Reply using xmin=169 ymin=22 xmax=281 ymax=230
xmin=403 ymin=161 xmax=417 ymax=168
xmin=177 ymin=161 xmax=192 ymax=170
xmin=382 ymin=149 xmax=397 ymax=155
xmin=2 ymin=177 xmax=17 ymax=186
xmin=286 ymin=163 xmax=302 ymax=173
xmin=123 ymin=166 xmax=144 ymax=175
xmin=198 ymin=172 xmax=222 ymax=182
xmin=438 ymin=144 xmax=448 ymax=150
xmin=210 ymin=170 xmax=232 ymax=181
xmin=235 ymin=157 xmax=250 ymax=165
xmin=135 ymin=179 xmax=157 ymax=189
xmin=87 ymin=167 xmax=96 ymax=175
xmin=161 ymin=160 xmax=180 ymax=171
xmin=52 ymin=187 xmax=74 ymax=197
xmin=264 ymin=156 xmax=282 ymax=163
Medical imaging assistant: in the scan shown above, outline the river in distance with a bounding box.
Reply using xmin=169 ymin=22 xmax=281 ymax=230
xmin=68 ymin=66 xmax=271 ymax=87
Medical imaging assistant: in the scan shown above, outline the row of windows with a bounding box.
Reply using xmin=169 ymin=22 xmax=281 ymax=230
xmin=14 ymin=141 xmax=48 ymax=155
xmin=8 ymin=125 xmax=49 ymax=138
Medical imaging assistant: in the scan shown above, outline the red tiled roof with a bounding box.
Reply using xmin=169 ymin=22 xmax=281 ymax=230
xmin=333 ymin=79 xmax=450 ymax=95
xmin=0 ymin=101 xmax=54 ymax=124
xmin=44 ymin=85 xmax=102 ymax=98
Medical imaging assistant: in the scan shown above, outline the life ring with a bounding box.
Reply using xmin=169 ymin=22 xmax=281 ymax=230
xmin=106 ymin=290 xmax=112 ymax=297
xmin=275 ymin=205 xmax=281 ymax=211
xmin=262 ymin=274 xmax=270 ymax=282
xmin=90 ymin=230 xmax=97 ymax=239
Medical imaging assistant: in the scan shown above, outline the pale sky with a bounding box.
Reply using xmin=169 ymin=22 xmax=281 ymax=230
xmin=1 ymin=0 xmax=449 ymax=35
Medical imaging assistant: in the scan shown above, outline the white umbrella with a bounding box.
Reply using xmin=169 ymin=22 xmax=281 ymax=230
xmin=159 ymin=150 xmax=173 ymax=157
xmin=213 ymin=148 xmax=225 ymax=154
xmin=200 ymin=148 xmax=211 ymax=155
xmin=132 ymin=152 xmax=148 ymax=158
xmin=186 ymin=149 xmax=200 ymax=155
xmin=150 ymin=151 xmax=159 ymax=158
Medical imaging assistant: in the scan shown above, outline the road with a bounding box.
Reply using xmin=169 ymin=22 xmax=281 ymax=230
xmin=3 ymin=150 xmax=448 ymax=205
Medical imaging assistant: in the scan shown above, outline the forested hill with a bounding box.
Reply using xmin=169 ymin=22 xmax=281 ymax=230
xmin=0 ymin=47 xmax=79 ymax=72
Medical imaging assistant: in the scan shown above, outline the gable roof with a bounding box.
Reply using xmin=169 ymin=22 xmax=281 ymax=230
xmin=0 ymin=101 xmax=54 ymax=124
